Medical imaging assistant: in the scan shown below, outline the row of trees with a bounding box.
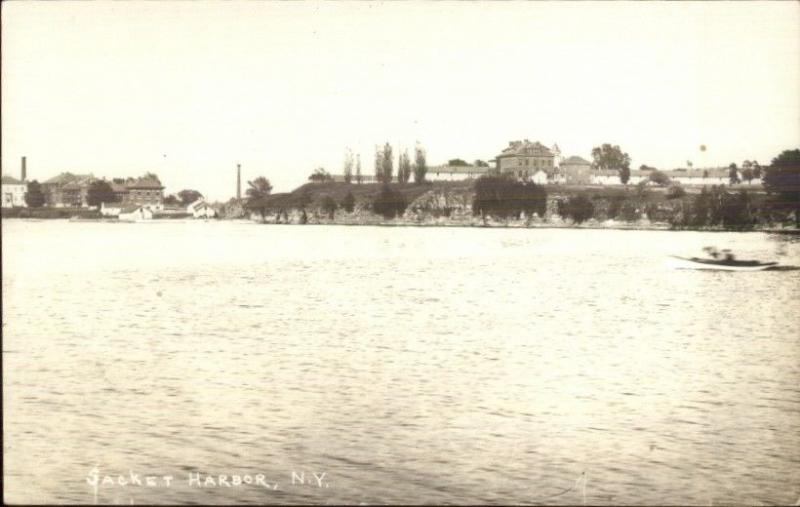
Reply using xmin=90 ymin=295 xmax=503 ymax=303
xmin=372 ymin=143 xmax=428 ymax=185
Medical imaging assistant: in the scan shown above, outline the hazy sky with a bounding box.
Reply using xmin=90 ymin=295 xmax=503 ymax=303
xmin=2 ymin=1 xmax=799 ymax=200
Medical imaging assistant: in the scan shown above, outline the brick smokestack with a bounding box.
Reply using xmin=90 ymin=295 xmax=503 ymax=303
xmin=236 ymin=163 xmax=241 ymax=200
xmin=21 ymin=156 xmax=27 ymax=182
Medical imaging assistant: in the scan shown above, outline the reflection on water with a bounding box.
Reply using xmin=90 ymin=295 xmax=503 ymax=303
xmin=3 ymin=222 xmax=800 ymax=505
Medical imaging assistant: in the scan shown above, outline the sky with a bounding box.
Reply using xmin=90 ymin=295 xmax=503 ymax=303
xmin=2 ymin=1 xmax=799 ymax=200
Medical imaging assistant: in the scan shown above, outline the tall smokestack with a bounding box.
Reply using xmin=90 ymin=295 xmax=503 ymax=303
xmin=236 ymin=163 xmax=241 ymax=200
xmin=21 ymin=156 xmax=27 ymax=182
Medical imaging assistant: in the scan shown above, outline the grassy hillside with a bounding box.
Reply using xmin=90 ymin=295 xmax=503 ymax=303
xmin=246 ymin=181 xmax=474 ymax=211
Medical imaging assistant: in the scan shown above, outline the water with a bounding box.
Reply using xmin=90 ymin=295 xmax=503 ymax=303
xmin=3 ymin=220 xmax=799 ymax=505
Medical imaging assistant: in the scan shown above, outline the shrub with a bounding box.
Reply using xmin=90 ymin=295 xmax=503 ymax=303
xmin=558 ymin=194 xmax=595 ymax=224
xmin=666 ymin=185 xmax=686 ymax=199
xmin=472 ymin=174 xmax=547 ymax=219
xmin=341 ymin=191 xmax=355 ymax=213
xmin=372 ymin=185 xmax=408 ymax=219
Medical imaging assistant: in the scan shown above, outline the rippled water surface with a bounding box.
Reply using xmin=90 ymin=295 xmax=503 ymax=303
xmin=3 ymin=221 xmax=800 ymax=505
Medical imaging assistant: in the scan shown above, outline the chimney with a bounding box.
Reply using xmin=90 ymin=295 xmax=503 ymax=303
xmin=21 ymin=156 xmax=27 ymax=182
xmin=236 ymin=163 xmax=241 ymax=200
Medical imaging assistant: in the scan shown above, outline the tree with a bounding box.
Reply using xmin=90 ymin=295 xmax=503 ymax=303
xmin=448 ymin=158 xmax=468 ymax=167
xmin=666 ymin=184 xmax=686 ymax=200
xmin=308 ymin=168 xmax=333 ymax=182
xmin=591 ymin=143 xmax=631 ymax=182
xmin=474 ymin=159 xmax=489 ymax=167
xmin=24 ymin=180 xmax=45 ymax=208
xmin=648 ymin=170 xmax=671 ymax=186
xmin=86 ymin=180 xmax=116 ymax=207
xmin=374 ymin=146 xmax=382 ymax=182
xmin=728 ymin=163 xmax=740 ymax=185
xmin=381 ymin=143 xmax=393 ymax=184
xmin=321 ymin=196 xmax=337 ymax=219
xmin=398 ymin=149 xmax=412 ymax=184
xmin=372 ymin=185 xmax=407 ymax=219
xmin=246 ymin=177 xmax=273 ymax=200
xmin=472 ymin=174 xmax=547 ymax=220
xmin=413 ymin=143 xmax=427 ymax=184
xmin=741 ymin=168 xmax=754 ymax=184
xmin=177 ymin=189 xmax=203 ymax=205
xmin=341 ymin=191 xmax=355 ymax=213
xmin=355 ymin=154 xmax=362 ymax=184
xmin=620 ymin=166 xmax=631 ymax=185
xmin=343 ymin=149 xmax=354 ymax=184
xmin=639 ymin=164 xmax=657 ymax=171
xmin=558 ymin=194 xmax=595 ymax=224
xmin=164 ymin=194 xmax=180 ymax=206
xmin=763 ymin=148 xmax=800 ymax=226
xmin=142 ymin=172 xmax=161 ymax=183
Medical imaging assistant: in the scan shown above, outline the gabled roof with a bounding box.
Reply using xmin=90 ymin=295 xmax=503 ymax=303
xmin=497 ymin=140 xmax=554 ymax=158
xmin=43 ymin=173 xmax=94 ymax=185
xmin=1 ymin=175 xmax=24 ymax=185
xmin=126 ymin=178 xmax=164 ymax=189
xmin=562 ymin=156 xmax=592 ymax=166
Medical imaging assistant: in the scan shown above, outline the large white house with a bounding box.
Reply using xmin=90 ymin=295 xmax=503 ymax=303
xmin=2 ymin=176 xmax=27 ymax=208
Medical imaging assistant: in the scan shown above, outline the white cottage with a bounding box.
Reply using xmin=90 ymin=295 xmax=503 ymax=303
xmin=118 ymin=205 xmax=154 ymax=222
xmin=2 ymin=175 xmax=27 ymax=208
xmin=100 ymin=201 xmax=125 ymax=217
xmin=186 ymin=199 xmax=217 ymax=218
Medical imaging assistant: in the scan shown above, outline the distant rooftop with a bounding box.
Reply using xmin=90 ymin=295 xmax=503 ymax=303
xmin=497 ymin=140 xmax=554 ymax=158
xmin=2 ymin=175 xmax=24 ymax=185
xmin=126 ymin=178 xmax=164 ymax=189
xmin=561 ymin=156 xmax=592 ymax=166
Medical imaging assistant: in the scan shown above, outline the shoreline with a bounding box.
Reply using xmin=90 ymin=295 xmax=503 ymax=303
xmin=3 ymin=215 xmax=797 ymax=234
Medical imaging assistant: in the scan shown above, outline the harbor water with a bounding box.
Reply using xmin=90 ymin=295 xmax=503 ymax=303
xmin=3 ymin=221 xmax=799 ymax=504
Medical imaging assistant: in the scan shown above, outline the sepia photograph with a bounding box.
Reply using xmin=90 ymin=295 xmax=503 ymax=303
xmin=2 ymin=1 xmax=799 ymax=505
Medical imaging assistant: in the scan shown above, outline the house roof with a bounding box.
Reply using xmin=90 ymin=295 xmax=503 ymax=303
xmin=43 ymin=173 xmax=94 ymax=185
xmin=126 ymin=178 xmax=164 ymax=189
xmin=1 ymin=175 xmax=24 ymax=185
xmin=561 ymin=156 xmax=592 ymax=166
xmin=110 ymin=182 xmax=129 ymax=193
xmin=429 ymin=165 xmax=491 ymax=175
xmin=497 ymin=140 xmax=554 ymax=159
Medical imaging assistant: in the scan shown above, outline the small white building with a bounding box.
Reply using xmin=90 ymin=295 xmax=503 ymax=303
xmin=186 ymin=199 xmax=217 ymax=218
xmin=118 ymin=205 xmax=154 ymax=222
xmin=531 ymin=169 xmax=549 ymax=185
xmin=426 ymin=164 xmax=491 ymax=182
xmin=100 ymin=201 xmax=125 ymax=217
xmin=2 ymin=175 xmax=27 ymax=208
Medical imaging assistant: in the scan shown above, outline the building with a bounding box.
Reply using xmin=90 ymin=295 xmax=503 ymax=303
xmin=118 ymin=205 xmax=154 ymax=222
xmin=186 ymin=199 xmax=217 ymax=218
xmin=495 ymin=139 xmax=556 ymax=180
xmin=426 ymin=164 xmax=491 ymax=182
xmin=331 ymin=174 xmax=380 ymax=184
xmin=110 ymin=182 xmax=129 ymax=202
xmin=100 ymin=201 xmax=125 ymax=217
xmin=124 ymin=178 xmax=164 ymax=210
xmin=559 ymin=156 xmax=593 ymax=185
xmin=1 ymin=176 xmax=27 ymax=208
xmin=41 ymin=173 xmax=95 ymax=207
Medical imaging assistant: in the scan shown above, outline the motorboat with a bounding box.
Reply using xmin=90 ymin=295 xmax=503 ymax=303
xmin=669 ymin=246 xmax=779 ymax=271
xmin=668 ymin=255 xmax=778 ymax=271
